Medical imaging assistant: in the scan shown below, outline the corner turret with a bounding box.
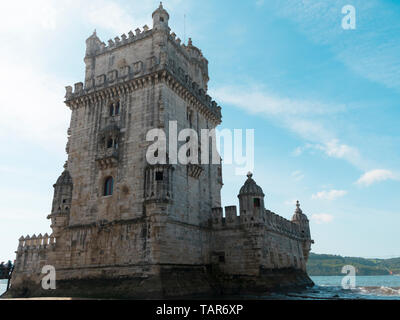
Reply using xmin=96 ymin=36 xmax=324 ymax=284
xmin=152 ymin=2 xmax=170 ymax=32
xmin=85 ymin=30 xmax=102 ymax=57
xmin=238 ymin=172 xmax=265 ymax=223
xmin=291 ymin=201 xmax=313 ymax=262
xmin=291 ymin=201 xmax=310 ymax=238
xmin=47 ymin=168 xmax=73 ymax=235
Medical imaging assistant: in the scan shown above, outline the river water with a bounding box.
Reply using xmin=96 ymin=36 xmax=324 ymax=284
xmin=2 ymin=276 xmax=400 ymax=299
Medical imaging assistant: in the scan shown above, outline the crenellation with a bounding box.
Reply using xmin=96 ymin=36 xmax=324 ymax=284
xmin=225 ymin=206 xmax=239 ymax=226
xmin=17 ymin=233 xmax=56 ymax=251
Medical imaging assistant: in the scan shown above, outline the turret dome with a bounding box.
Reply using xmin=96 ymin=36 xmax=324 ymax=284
xmin=238 ymin=172 xmax=265 ymax=197
xmin=55 ymin=170 xmax=73 ymax=186
xmin=152 ymin=2 xmax=169 ymax=20
xmin=292 ymin=201 xmax=309 ymax=222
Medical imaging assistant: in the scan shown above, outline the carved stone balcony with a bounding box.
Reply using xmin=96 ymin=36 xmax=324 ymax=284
xmin=96 ymin=148 xmax=119 ymax=169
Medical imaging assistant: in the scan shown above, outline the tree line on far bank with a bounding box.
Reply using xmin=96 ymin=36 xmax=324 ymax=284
xmin=307 ymin=253 xmax=400 ymax=276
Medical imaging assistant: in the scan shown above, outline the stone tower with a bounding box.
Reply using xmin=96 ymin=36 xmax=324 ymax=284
xmin=8 ymin=4 xmax=313 ymax=299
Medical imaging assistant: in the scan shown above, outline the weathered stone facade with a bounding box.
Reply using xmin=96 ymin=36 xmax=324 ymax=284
xmin=7 ymin=4 xmax=314 ymax=299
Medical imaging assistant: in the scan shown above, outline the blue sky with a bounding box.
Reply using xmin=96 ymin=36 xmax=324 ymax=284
xmin=0 ymin=0 xmax=399 ymax=261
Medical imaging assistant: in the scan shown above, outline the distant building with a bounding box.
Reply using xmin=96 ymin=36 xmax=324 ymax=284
xmin=8 ymin=3 xmax=313 ymax=298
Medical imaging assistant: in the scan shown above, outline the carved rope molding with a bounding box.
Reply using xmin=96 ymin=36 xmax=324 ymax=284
xmin=65 ymin=69 xmax=222 ymax=125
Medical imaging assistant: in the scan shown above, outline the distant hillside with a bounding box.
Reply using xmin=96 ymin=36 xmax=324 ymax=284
xmin=307 ymin=253 xmax=400 ymax=276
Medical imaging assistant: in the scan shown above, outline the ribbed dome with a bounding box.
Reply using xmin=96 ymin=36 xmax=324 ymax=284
xmin=292 ymin=201 xmax=308 ymax=222
xmin=239 ymin=172 xmax=264 ymax=196
xmin=56 ymin=170 xmax=72 ymax=185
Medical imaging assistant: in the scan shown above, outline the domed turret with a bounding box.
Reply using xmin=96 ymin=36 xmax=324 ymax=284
xmin=48 ymin=169 xmax=73 ymax=235
xmin=292 ymin=201 xmax=309 ymax=222
xmin=238 ymin=172 xmax=265 ymax=222
xmin=239 ymin=172 xmax=264 ymax=197
xmin=152 ymin=2 xmax=169 ymax=31
xmin=55 ymin=170 xmax=73 ymax=186
xmin=291 ymin=201 xmax=313 ymax=263
xmin=85 ymin=30 xmax=102 ymax=57
xmin=291 ymin=201 xmax=310 ymax=238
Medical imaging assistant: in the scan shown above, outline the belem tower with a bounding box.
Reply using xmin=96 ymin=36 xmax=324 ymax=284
xmin=7 ymin=3 xmax=314 ymax=298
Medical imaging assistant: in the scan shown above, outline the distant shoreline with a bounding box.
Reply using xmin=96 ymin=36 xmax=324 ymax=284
xmin=308 ymin=253 xmax=400 ymax=276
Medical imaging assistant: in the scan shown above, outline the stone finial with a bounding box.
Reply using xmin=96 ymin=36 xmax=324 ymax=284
xmin=143 ymin=25 xmax=149 ymax=31
xmin=121 ymin=34 xmax=127 ymax=41
xmin=108 ymin=39 xmax=114 ymax=47
xmin=188 ymin=38 xmax=193 ymax=46
xmin=247 ymin=172 xmax=253 ymax=179
xmin=128 ymin=30 xmax=134 ymax=38
xmin=135 ymin=28 xmax=141 ymax=35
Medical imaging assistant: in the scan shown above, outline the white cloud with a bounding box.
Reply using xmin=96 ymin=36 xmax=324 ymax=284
xmin=356 ymin=169 xmax=399 ymax=187
xmin=293 ymin=140 xmax=363 ymax=169
xmin=312 ymin=190 xmax=347 ymax=201
xmin=212 ymin=85 xmax=366 ymax=169
xmin=212 ymin=86 xmax=344 ymax=117
xmin=311 ymin=213 xmax=334 ymax=224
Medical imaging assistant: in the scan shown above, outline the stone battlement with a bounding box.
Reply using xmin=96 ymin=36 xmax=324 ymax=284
xmin=17 ymin=233 xmax=56 ymax=252
xmin=88 ymin=27 xmax=206 ymax=66
xmin=211 ymin=206 xmax=303 ymax=239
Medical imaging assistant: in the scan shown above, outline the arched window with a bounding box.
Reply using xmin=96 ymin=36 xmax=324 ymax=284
xmin=109 ymin=101 xmax=120 ymax=116
xmin=104 ymin=177 xmax=114 ymax=196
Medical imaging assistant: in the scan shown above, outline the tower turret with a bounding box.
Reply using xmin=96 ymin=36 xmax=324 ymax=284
xmin=84 ymin=30 xmax=102 ymax=87
xmin=291 ymin=201 xmax=313 ymax=263
xmin=152 ymin=2 xmax=170 ymax=32
xmin=85 ymin=30 xmax=102 ymax=57
xmin=238 ymin=172 xmax=265 ymax=223
xmin=291 ymin=201 xmax=310 ymax=238
xmin=47 ymin=169 xmax=73 ymax=235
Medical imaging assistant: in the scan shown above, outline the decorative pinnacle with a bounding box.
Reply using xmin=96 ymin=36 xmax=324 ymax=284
xmin=159 ymin=2 xmax=163 ymax=9
xmin=296 ymin=200 xmax=300 ymax=209
xmin=188 ymin=38 xmax=193 ymax=46
xmin=247 ymin=172 xmax=253 ymax=179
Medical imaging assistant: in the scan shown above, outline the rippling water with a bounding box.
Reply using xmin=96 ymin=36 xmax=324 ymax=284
xmin=2 ymin=276 xmax=400 ymax=299
xmin=283 ymin=276 xmax=400 ymax=300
